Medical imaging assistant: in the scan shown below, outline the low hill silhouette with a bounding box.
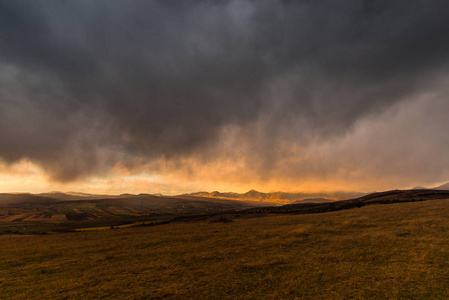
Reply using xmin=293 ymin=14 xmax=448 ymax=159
xmin=243 ymin=189 xmax=449 ymax=214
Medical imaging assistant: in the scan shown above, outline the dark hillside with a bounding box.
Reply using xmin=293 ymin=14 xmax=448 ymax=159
xmin=243 ymin=189 xmax=449 ymax=214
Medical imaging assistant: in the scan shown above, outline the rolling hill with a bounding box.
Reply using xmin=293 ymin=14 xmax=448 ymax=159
xmin=243 ymin=189 xmax=449 ymax=214
xmin=2 ymin=188 xmax=449 ymax=235
xmin=0 ymin=192 xmax=273 ymax=232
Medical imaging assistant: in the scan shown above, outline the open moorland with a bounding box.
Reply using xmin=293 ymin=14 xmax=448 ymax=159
xmin=2 ymin=191 xmax=449 ymax=298
xmin=1 ymin=189 xmax=448 ymax=234
xmin=0 ymin=192 xmax=275 ymax=234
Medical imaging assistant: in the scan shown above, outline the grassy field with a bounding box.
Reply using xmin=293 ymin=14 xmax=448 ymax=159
xmin=2 ymin=199 xmax=449 ymax=299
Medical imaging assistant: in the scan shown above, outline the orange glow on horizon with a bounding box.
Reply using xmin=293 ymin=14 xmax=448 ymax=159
xmin=0 ymin=159 xmax=431 ymax=196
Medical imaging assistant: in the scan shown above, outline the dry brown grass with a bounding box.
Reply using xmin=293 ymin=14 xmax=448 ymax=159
xmin=2 ymin=199 xmax=449 ymax=299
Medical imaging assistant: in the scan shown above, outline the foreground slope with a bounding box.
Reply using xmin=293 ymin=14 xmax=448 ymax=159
xmin=2 ymin=198 xmax=449 ymax=299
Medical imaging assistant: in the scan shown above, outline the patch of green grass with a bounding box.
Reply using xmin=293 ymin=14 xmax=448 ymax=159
xmin=2 ymin=199 xmax=449 ymax=298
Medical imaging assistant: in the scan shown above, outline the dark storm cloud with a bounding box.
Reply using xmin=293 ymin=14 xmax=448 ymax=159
xmin=0 ymin=0 xmax=448 ymax=182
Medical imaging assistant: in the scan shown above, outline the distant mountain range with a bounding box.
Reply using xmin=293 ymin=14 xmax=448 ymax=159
xmin=183 ymin=189 xmax=365 ymax=204
xmin=433 ymin=182 xmax=449 ymax=190
xmin=412 ymin=182 xmax=449 ymax=190
xmin=4 ymin=182 xmax=448 ymax=209
xmin=0 ymin=189 xmax=366 ymax=210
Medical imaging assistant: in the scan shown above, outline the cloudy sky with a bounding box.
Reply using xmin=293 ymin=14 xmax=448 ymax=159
xmin=1 ymin=0 xmax=449 ymax=194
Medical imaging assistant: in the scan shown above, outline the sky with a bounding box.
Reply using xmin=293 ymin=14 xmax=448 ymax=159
xmin=1 ymin=0 xmax=449 ymax=195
